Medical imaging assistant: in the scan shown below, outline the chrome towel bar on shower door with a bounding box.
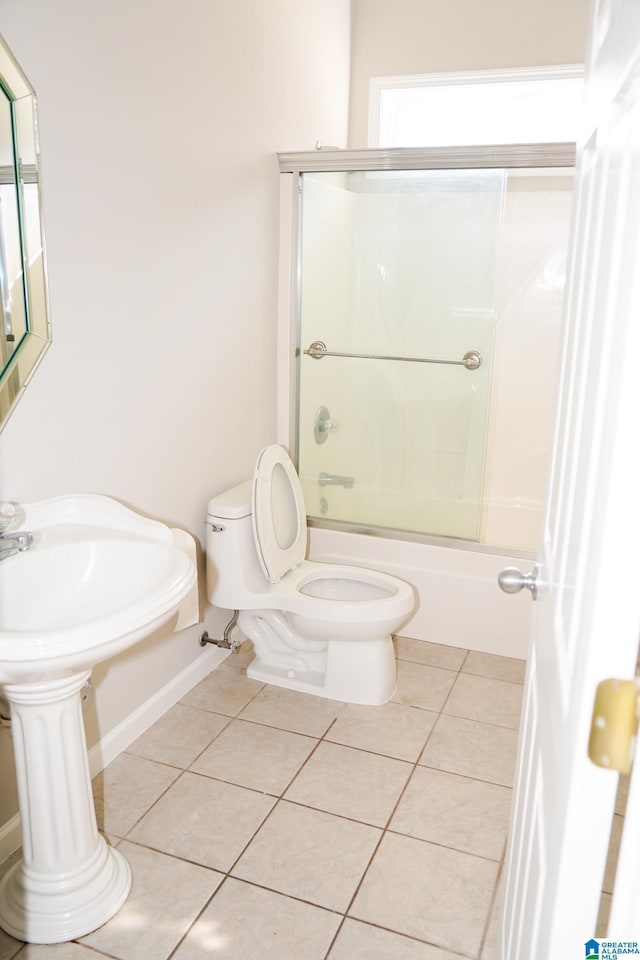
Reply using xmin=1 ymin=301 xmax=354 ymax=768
xmin=303 ymin=340 xmax=482 ymax=370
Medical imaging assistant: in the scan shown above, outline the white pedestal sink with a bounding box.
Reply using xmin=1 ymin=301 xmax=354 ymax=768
xmin=0 ymin=495 xmax=196 ymax=944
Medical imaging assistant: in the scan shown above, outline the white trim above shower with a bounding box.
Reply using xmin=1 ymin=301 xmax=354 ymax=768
xmin=278 ymin=143 xmax=576 ymax=173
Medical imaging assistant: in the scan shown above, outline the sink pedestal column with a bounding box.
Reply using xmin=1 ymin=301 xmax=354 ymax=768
xmin=0 ymin=671 xmax=132 ymax=944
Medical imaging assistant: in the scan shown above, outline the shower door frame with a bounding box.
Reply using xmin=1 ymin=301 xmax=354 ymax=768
xmin=276 ymin=143 xmax=576 ymax=552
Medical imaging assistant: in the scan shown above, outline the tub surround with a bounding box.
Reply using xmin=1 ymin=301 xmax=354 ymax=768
xmin=309 ymin=526 xmax=532 ymax=660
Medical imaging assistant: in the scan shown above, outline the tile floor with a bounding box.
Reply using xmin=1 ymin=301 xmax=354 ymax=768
xmin=0 ymin=637 xmax=525 ymax=960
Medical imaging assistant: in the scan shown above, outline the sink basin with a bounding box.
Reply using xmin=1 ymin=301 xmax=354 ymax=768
xmin=0 ymin=495 xmax=197 ymax=944
xmin=0 ymin=494 xmax=196 ymax=683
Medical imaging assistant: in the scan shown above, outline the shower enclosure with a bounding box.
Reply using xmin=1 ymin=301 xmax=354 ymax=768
xmin=277 ymin=146 xmax=574 ymax=654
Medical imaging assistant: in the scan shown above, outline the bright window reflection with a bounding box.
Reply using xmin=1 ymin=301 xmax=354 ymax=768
xmin=371 ymin=68 xmax=583 ymax=148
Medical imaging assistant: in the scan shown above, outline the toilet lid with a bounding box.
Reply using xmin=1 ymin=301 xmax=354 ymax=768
xmin=252 ymin=445 xmax=307 ymax=583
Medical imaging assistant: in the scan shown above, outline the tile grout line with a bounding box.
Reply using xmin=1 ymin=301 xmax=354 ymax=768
xmin=448 ymin=652 xmax=511 ymax=959
xmin=167 ymin=647 xmax=507 ymax=960
xmin=118 ymin=670 xmax=274 ymax=833
xmin=77 ymin=674 xmax=277 ymax=959
xmin=440 ymin=646 xmax=470 ymax=715
xmin=142 ymin=651 xmax=510 ymax=959
xmin=60 ymin=643 xmax=521 ymax=960
xmin=176 ymin=693 xmax=519 ymax=777
xmin=162 ymin=712 xmax=345 ymax=960
xmin=320 ymin=721 xmax=439 ymax=960
xmin=219 ymin=648 xmax=514 ymax=958
xmin=382 ymin=827 xmax=508 ymax=866
xmin=321 ymin=653 xmax=466 ymax=960
xmin=163 ymin=693 xmax=414 ymax=959
xmin=327 ymin=646 xmax=506 ymax=960
xmin=126 ymin=704 xmax=518 ymax=793
xmin=18 ymin=934 xmax=124 ymax=959
xmin=477 ymin=850 xmax=507 ymax=960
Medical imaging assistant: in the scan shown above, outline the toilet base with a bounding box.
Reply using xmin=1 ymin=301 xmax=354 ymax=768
xmin=246 ymin=634 xmax=397 ymax=706
xmin=246 ymin=660 xmax=327 ymax=696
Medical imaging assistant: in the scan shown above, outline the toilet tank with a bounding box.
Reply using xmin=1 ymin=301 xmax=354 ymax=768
xmin=206 ymin=480 xmax=267 ymax=608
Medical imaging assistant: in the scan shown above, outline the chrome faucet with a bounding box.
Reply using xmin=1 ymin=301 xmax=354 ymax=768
xmin=0 ymin=530 xmax=34 ymax=561
xmin=0 ymin=501 xmax=33 ymax=561
xmin=318 ymin=472 xmax=354 ymax=489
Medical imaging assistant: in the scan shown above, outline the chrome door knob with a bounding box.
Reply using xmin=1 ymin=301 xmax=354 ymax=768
xmin=498 ymin=565 xmax=540 ymax=600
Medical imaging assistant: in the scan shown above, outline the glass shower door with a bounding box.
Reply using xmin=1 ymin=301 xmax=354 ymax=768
xmin=297 ymin=167 xmax=506 ymax=541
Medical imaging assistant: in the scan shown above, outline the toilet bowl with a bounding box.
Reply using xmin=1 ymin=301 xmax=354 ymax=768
xmin=206 ymin=444 xmax=415 ymax=705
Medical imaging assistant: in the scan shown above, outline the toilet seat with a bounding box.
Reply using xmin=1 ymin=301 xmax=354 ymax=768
xmin=252 ymin=445 xmax=307 ymax=584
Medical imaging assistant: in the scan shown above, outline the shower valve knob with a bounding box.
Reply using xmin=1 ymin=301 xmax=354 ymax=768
xmin=314 ymin=405 xmax=338 ymax=444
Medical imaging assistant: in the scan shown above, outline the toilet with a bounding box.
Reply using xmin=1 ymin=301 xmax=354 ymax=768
xmin=205 ymin=444 xmax=415 ymax=705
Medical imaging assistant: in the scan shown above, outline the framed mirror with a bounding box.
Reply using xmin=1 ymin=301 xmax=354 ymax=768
xmin=0 ymin=32 xmax=50 ymax=433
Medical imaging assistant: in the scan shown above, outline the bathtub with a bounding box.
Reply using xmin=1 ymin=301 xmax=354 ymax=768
xmin=308 ymin=524 xmax=533 ymax=660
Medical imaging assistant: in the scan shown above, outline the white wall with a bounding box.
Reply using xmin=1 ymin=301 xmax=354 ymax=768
xmin=349 ymin=0 xmax=591 ymax=147
xmin=482 ymin=173 xmax=574 ymax=550
xmin=0 ymin=0 xmax=350 ymax=829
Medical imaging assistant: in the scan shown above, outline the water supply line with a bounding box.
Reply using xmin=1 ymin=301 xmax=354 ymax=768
xmin=200 ymin=610 xmax=241 ymax=653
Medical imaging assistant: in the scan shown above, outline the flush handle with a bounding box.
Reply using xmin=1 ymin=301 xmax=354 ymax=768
xmin=498 ymin=564 xmax=540 ymax=601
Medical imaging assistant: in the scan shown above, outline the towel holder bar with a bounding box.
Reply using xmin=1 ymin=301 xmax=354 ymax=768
xmin=303 ymin=340 xmax=482 ymax=370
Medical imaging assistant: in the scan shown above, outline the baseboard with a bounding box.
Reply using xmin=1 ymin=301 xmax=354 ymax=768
xmin=87 ymin=645 xmax=227 ymax=777
xmin=0 ymin=645 xmax=228 ymax=865
xmin=0 ymin=814 xmax=20 ymax=867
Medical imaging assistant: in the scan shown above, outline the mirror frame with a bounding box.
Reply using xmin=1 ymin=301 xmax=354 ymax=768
xmin=0 ymin=32 xmax=50 ymax=433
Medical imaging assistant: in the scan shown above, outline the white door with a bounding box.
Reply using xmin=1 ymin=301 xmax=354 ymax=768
xmin=502 ymin=0 xmax=640 ymax=954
